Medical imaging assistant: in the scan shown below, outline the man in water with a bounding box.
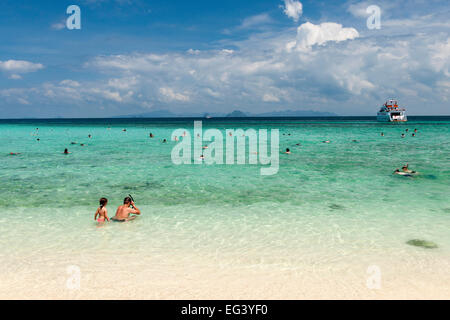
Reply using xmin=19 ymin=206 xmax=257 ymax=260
xmin=112 ymin=197 xmax=141 ymax=222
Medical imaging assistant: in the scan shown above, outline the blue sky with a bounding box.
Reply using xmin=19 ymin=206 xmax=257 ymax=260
xmin=0 ymin=0 xmax=449 ymax=118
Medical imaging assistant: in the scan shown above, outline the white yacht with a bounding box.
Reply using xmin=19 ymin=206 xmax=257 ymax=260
xmin=377 ymin=99 xmax=407 ymax=122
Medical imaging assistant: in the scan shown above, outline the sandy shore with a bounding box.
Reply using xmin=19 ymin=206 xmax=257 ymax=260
xmin=1 ymin=251 xmax=449 ymax=299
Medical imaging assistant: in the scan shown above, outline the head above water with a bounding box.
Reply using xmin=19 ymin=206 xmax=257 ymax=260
xmin=123 ymin=196 xmax=132 ymax=204
xmin=99 ymin=197 xmax=108 ymax=207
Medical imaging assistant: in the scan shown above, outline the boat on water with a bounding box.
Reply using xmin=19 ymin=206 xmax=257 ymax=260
xmin=377 ymin=99 xmax=407 ymax=122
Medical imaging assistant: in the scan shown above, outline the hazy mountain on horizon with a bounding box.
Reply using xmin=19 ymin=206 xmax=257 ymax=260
xmin=117 ymin=109 xmax=338 ymax=118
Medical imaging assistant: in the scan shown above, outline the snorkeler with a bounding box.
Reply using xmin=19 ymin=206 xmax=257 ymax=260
xmin=112 ymin=196 xmax=141 ymax=222
xmin=94 ymin=198 xmax=109 ymax=223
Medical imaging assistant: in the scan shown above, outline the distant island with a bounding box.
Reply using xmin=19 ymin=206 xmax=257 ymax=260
xmin=117 ymin=109 xmax=338 ymax=118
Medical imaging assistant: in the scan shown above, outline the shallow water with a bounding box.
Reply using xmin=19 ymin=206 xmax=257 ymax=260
xmin=0 ymin=117 xmax=449 ymax=298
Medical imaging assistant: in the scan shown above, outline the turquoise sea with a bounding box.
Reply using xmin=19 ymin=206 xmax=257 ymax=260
xmin=0 ymin=117 xmax=449 ymax=299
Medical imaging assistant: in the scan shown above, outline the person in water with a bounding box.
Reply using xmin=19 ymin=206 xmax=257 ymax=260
xmin=112 ymin=197 xmax=141 ymax=222
xmin=381 ymin=132 xmax=384 ymax=136
xmin=94 ymin=198 xmax=109 ymax=223
xmin=149 ymin=133 xmax=154 ymax=138
xmin=285 ymin=148 xmax=291 ymax=154
xmin=162 ymin=139 xmax=167 ymax=143
xmin=63 ymin=148 xmax=71 ymax=154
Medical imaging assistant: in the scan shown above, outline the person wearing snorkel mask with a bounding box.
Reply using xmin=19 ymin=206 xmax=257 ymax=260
xmin=112 ymin=196 xmax=141 ymax=222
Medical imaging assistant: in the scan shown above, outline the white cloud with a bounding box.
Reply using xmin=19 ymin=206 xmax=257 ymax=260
xmin=0 ymin=60 xmax=44 ymax=74
xmin=60 ymin=79 xmax=81 ymax=87
xmin=283 ymin=0 xmax=303 ymax=22
xmin=290 ymin=22 xmax=359 ymax=50
xmin=51 ymin=22 xmax=65 ymax=30
xmin=263 ymin=93 xmax=280 ymax=102
xmin=239 ymin=13 xmax=273 ymax=29
xmin=159 ymin=87 xmax=190 ymax=102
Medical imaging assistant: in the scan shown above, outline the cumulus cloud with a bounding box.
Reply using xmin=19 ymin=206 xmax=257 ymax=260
xmin=288 ymin=22 xmax=359 ymax=50
xmin=283 ymin=0 xmax=303 ymax=22
xmin=0 ymin=60 xmax=44 ymax=75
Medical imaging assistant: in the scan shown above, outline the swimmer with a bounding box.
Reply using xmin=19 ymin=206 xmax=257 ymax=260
xmin=323 ymin=140 xmax=331 ymax=143
xmin=412 ymin=133 xmax=415 ymax=137
xmin=183 ymin=131 xmax=187 ymax=137
xmin=284 ymin=148 xmax=291 ymax=154
xmin=200 ymin=154 xmax=205 ymax=160
xmin=381 ymin=132 xmax=384 ymax=136
xmin=9 ymin=152 xmax=21 ymax=155
xmin=401 ymin=133 xmax=405 ymax=138
xmin=94 ymin=198 xmax=109 ymax=223
xmin=414 ymin=129 xmax=417 ymax=133
xmin=37 ymin=138 xmax=40 ymax=141
xmin=149 ymin=133 xmax=154 ymax=138
xmin=63 ymin=148 xmax=71 ymax=154
xmin=174 ymin=136 xmax=179 ymax=142
xmin=122 ymin=129 xmax=127 ymax=132
xmin=70 ymin=142 xmax=77 ymax=145
xmin=88 ymin=134 xmax=92 ymax=138
xmin=112 ymin=197 xmax=141 ymax=222
xmin=405 ymin=129 xmax=409 ymax=132
xmin=203 ymin=146 xmax=208 ymax=149
xmin=80 ymin=143 xmax=86 ymax=146
xmin=401 ymin=163 xmax=416 ymax=174
xmin=162 ymin=139 xmax=167 ymax=143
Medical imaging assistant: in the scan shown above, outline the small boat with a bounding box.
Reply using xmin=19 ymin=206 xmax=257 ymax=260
xmin=377 ymin=99 xmax=407 ymax=122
